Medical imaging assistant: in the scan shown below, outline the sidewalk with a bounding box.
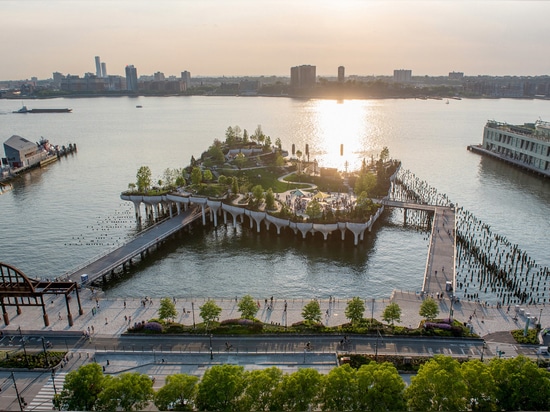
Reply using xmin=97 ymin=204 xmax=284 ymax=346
xmin=1 ymin=287 xmax=546 ymax=341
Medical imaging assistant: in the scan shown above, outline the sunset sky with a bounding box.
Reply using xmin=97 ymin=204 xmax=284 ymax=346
xmin=2 ymin=0 xmax=549 ymax=80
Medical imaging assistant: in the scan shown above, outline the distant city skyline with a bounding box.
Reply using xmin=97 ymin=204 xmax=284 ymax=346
xmin=2 ymin=0 xmax=550 ymax=80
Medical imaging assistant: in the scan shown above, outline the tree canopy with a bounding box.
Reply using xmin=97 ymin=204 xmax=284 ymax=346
xmin=136 ymin=165 xmax=152 ymax=192
xmin=154 ymin=373 xmax=199 ymax=411
xmin=199 ymin=299 xmax=222 ymax=325
xmin=55 ymin=363 xmax=105 ymax=411
xmin=419 ymin=297 xmax=439 ymax=320
xmin=238 ymin=294 xmax=258 ymax=320
xmin=302 ymin=299 xmax=322 ymax=324
xmin=158 ymin=297 xmax=178 ymax=322
xmin=382 ymin=302 xmax=402 ymax=325
xmin=56 ymin=355 xmax=550 ymax=412
xmin=196 ymin=365 xmax=246 ymax=411
xmin=345 ymin=297 xmax=365 ymax=324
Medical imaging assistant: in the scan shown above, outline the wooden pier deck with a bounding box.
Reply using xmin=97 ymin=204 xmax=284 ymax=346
xmin=422 ymin=206 xmax=456 ymax=298
xmin=381 ymin=199 xmax=456 ymax=299
xmin=65 ymin=206 xmax=203 ymax=285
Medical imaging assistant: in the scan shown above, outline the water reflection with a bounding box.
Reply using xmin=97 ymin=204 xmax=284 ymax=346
xmin=300 ymin=100 xmax=379 ymax=171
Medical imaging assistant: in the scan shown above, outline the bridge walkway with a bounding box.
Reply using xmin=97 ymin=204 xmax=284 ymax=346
xmin=422 ymin=206 xmax=456 ymax=299
xmin=65 ymin=206 xmax=203 ymax=285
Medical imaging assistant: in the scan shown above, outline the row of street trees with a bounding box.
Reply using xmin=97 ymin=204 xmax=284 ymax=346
xmin=154 ymin=295 xmax=442 ymax=329
xmin=56 ymin=354 xmax=550 ymax=411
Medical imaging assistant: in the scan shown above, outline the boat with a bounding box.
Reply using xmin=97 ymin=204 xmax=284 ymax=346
xmin=136 ymin=105 xmax=143 ymax=108
xmin=467 ymin=119 xmax=550 ymax=178
xmin=13 ymin=105 xmax=72 ymax=114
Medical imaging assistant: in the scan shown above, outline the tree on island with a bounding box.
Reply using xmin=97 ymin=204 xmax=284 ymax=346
xmin=306 ymin=199 xmax=322 ymax=220
xmin=380 ymin=146 xmax=390 ymax=162
xmin=203 ymin=169 xmax=213 ymax=182
xmin=234 ymin=152 xmax=246 ymax=170
xmin=238 ymin=295 xmax=258 ymax=319
xmin=382 ymin=302 xmax=402 ymax=325
xmin=136 ymin=165 xmax=152 ymax=192
xmin=345 ymin=297 xmax=365 ymax=324
xmin=199 ymin=299 xmax=222 ymax=325
xmin=251 ymin=184 xmax=265 ymax=207
xmin=265 ymin=188 xmax=276 ymax=210
xmin=158 ymin=297 xmax=178 ymax=322
xmin=302 ymin=299 xmax=322 ymax=324
xmin=190 ymin=166 xmax=203 ymax=186
xmin=419 ymin=297 xmax=439 ymax=321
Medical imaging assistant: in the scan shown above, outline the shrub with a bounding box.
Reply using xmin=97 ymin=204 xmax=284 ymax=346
xmin=143 ymin=322 xmax=163 ymax=333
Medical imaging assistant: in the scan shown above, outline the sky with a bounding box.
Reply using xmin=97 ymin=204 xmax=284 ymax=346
xmin=2 ymin=0 xmax=550 ymax=80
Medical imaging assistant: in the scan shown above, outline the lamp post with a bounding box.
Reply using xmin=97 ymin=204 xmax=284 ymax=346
xmin=17 ymin=327 xmax=29 ymax=369
xmin=51 ymin=369 xmax=58 ymax=395
xmin=191 ymin=301 xmax=195 ymax=329
xmin=539 ymin=308 xmax=543 ymax=328
xmin=41 ymin=337 xmax=50 ymax=368
xmin=209 ymin=334 xmax=213 ymax=360
xmin=480 ymin=342 xmax=487 ymax=361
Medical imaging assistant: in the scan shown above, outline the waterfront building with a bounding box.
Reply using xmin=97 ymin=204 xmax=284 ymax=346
xmin=338 ymin=66 xmax=345 ymax=82
xmin=393 ymin=69 xmax=412 ymax=83
xmin=290 ymin=65 xmax=316 ymax=89
xmin=478 ymin=120 xmax=550 ymax=176
xmin=125 ymin=65 xmax=138 ymax=92
xmin=3 ymin=135 xmax=49 ymax=168
xmin=181 ymin=71 xmax=191 ymax=88
xmin=101 ymin=62 xmax=107 ymax=78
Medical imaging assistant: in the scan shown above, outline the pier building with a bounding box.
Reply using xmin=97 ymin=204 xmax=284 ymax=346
xmin=468 ymin=120 xmax=550 ymax=178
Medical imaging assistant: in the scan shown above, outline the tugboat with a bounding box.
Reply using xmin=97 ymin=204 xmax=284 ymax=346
xmin=13 ymin=105 xmax=72 ymax=113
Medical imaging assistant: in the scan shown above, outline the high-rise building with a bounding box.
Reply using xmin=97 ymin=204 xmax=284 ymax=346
xmin=338 ymin=66 xmax=345 ymax=83
xmin=449 ymin=71 xmax=464 ymax=80
xmin=393 ymin=69 xmax=412 ymax=83
xmin=181 ymin=71 xmax=191 ymax=89
xmin=95 ymin=56 xmax=102 ymax=78
xmin=125 ymin=65 xmax=138 ymax=92
xmin=101 ymin=62 xmax=107 ymax=78
xmin=290 ymin=65 xmax=316 ymax=89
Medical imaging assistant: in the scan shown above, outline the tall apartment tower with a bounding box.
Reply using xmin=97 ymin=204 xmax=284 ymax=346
xmin=95 ymin=56 xmax=102 ymax=77
xmin=181 ymin=71 xmax=191 ymax=89
xmin=338 ymin=66 xmax=345 ymax=82
xmin=393 ymin=69 xmax=412 ymax=83
xmin=290 ymin=65 xmax=316 ymax=89
xmin=125 ymin=65 xmax=138 ymax=92
xmin=101 ymin=62 xmax=107 ymax=78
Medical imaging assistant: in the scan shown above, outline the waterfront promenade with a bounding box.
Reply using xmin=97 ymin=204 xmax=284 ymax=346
xmin=2 ymin=285 xmax=546 ymax=349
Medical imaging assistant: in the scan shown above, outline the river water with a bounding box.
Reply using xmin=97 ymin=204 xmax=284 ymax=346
xmin=1 ymin=96 xmax=548 ymax=300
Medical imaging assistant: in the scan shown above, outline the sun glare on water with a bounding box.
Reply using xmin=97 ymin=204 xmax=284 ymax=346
xmin=303 ymin=99 xmax=380 ymax=172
